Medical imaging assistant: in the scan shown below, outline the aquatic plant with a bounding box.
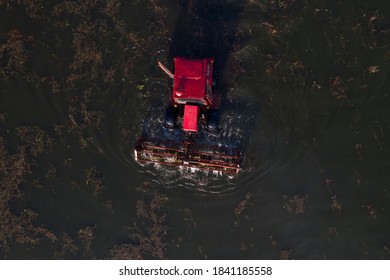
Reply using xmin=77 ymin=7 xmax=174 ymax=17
xmin=0 ymin=129 xmax=56 ymax=257
xmin=0 ymin=29 xmax=32 ymax=80
xmin=109 ymin=186 xmax=168 ymax=260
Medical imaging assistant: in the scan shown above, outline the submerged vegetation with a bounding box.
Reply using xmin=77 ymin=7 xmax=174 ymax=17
xmin=0 ymin=127 xmax=56 ymax=256
xmin=110 ymin=184 xmax=168 ymax=259
xmin=0 ymin=0 xmax=389 ymax=259
xmin=0 ymin=0 xmax=169 ymax=259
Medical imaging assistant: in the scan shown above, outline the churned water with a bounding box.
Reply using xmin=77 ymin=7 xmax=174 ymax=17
xmin=0 ymin=0 xmax=389 ymax=259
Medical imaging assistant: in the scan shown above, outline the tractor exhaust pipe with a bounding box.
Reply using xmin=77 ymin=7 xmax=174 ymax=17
xmin=157 ymin=61 xmax=174 ymax=79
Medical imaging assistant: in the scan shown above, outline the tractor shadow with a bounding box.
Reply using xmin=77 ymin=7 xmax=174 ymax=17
xmin=169 ymin=0 xmax=243 ymax=74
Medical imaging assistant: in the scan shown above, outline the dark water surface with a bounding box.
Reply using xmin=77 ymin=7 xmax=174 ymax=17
xmin=0 ymin=0 xmax=389 ymax=259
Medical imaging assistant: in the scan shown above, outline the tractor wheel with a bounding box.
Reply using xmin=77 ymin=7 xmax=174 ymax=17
xmin=164 ymin=105 xmax=178 ymax=129
xmin=207 ymin=109 xmax=219 ymax=132
xmin=212 ymin=69 xmax=219 ymax=88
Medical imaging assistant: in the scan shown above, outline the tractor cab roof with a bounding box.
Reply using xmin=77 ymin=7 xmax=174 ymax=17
xmin=173 ymin=57 xmax=213 ymax=105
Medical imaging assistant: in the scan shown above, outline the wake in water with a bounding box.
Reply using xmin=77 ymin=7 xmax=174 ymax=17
xmin=133 ymin=99 xmax=244 ymax=193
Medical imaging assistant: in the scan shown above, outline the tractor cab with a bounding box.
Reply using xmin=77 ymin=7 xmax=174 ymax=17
xmin=159 ymin=57 xmax=216 ymax=133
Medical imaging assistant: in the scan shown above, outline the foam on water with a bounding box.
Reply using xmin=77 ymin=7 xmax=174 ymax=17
xmin=132 ymin=85 xmax=264 ymax=194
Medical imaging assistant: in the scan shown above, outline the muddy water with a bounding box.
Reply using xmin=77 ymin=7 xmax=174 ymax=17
xmin=0 ymin=1 xmax=389 ymax=259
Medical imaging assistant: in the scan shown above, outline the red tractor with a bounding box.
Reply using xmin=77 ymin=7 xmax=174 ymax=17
xmin=134 ymin=57 xmax=241 ymax=175
xmin=159 ymin=57 xmax=218 ymax=133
